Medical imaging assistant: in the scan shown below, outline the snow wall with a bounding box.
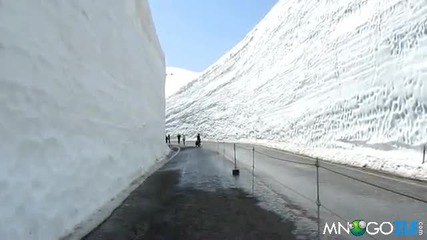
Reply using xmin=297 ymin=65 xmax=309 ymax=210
xmin=166 ymin=0 xmax=427 ymax=179
xmin=0 ymin=0 xmax=168 ymax=239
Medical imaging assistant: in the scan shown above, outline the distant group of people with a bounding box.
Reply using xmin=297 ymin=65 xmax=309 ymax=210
xmin=165 ymin=134 xmax=186 ymax=145
xmin=177 ymin=134 xmax=185 ymax=145
xmin=165 ymin=133 xmax=201 ymax=147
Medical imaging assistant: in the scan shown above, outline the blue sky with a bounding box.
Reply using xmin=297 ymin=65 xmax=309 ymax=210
xmin=149 ymin=0 xmax=278 ymax=72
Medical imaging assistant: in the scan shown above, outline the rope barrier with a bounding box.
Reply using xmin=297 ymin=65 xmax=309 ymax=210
xmin=227 ymin=142 xmax=427 ymax=205
xmin=254 ymin=149 xmax=316 ymax=166
xmin=236 ymin=144 xmax=253 ymax=151
xmin=320 ymin=165 xmax=427 ymax=205
xmin=211 ymin=141 xmax=425 ymax=239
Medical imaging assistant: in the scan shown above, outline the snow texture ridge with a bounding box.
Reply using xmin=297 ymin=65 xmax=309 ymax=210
xmin=166 ymin=0 xmax=427 ymax=180
xmin=0 ymin=0 xmax=168 ymax=239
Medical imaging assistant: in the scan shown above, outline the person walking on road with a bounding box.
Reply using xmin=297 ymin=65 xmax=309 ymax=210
xmin=167 ymin=134 xmax=171 ymax=144
xmin=165 ymin=135 xmax=168 ymax=144
xmin=177 ymin=134 xmax=181 ymax=144
xmin=196 ymin=133 xmax=201 ymax=147
xmin=182 ymin=134 xmax=186 ymax=146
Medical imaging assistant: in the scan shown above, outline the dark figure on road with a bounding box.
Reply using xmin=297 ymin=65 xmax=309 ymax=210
xmin=177 ymin=134 xmax=181 ymax=144
xmin=165 ymin=135 xmax=168 ymax=143
xmin=182 ymin=134 xmax=186 ymax=146
xmin=195 ymin=133 xmax=201 ymax=147
xmin=167 ymin=134 xmax=171 ymax=144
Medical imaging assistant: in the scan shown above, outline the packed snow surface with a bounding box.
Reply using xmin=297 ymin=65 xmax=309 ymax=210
xmin=165 ymin=67 xmax=199 ymax=98
xmin=0 ymin=0 xmax=168 ymax=239
xmin=166 ymin=0 xmax=427 ymax=180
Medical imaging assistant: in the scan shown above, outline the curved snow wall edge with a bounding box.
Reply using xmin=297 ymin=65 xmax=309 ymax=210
xmin=0 ymin=0 xmax=168 ymax=239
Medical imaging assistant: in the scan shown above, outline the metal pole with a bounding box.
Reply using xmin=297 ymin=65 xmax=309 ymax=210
xmin=217 ymin=142 xmax=219 ymax=160
xmin=216 ymin=142 xmax=220 ymax=155
xmin=234 ymin=143 xmax=237 ymax=168
xmin=316 ymin=158 xmax=321 ymax=240
xmin=423 ymin=145 xmax=426 ymax=164
xmin=252 ymin=146 xmax=255 ymax=194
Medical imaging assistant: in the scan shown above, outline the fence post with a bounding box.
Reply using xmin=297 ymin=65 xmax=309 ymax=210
xmin=234 ymin=143 xmax=237 ymax=168
xmin=423 ymin=145 xmax=426 ymax=164
xmin=232 ymin=143 xmax=240 ymax=176
xmin=316 ymin=158 xmax=321 ymax=240
xmin=252 ymin=146 xmax=255 ymax=193
xmin=221 ymin=143 xmax=225 ymax=157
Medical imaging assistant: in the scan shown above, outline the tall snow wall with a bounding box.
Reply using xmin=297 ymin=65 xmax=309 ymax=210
xmin=0 ymin=0 xmax=168 ymax=239
xmin=166 ymin=0 xmax=427 ymax=178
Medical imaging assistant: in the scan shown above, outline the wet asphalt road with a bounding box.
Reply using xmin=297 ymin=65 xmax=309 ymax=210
xmin=83 ymin=141 xmax=427 ymax=240
xmin=83 ymin=146 xmax=298 ymax=240
xmin=202 ymin=142 xmax=427 ymax=240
